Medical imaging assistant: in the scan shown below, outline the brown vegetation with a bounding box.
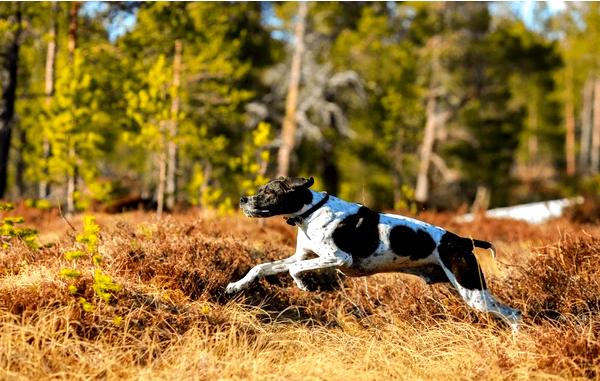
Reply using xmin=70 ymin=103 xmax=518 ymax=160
xmin=1 ymin=209 xmax=600 ymax=380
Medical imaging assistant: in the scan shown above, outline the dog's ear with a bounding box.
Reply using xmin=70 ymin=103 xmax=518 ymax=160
xmin=289 ymin=177 xmax=314 ymax=189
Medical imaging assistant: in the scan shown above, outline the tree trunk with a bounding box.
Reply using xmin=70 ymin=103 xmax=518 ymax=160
xmin=471 ymin=185 xmax=490 ymax=215
xmin=166 ymin=39 xmax=182 ymax=211
xmin=66 ymin=145 xmax=76 ymax=215
xmin=391 ymin=132 xmax=404 ymax=209
xmin=592 ymin=77 xmax=600 ymax=174
xmin=156 ymin=152 xmax=167 ymax=218
xmin=579 ymin=77 xmax=594 ymax=173
xmin=527 ymin=100 xmax=539 ymax=166
xmin=415 ymin=35 xmax=443 ymax=206
xmin=415 ymin=91 xmax=437 ymax=205
xmin=65 ymin=1 xmax=80 ymax=215
xmin=40 ymin=1 xmax=59 ymax=199
xmin=14 ymin=127 xmax=26 ymax=197
xmin=68 ymin=2 xmax=79 ymax=56
xmin=198 ymin=160 xmax=212 ymax=209
xmin=565 ymin=70 xmax=576 ymax=176
xmin=0 ymin=4 xmax=22 ymax=199
xmin=321 ymin=142 xmax=339 ymax=196
xmin=277 ymin=1 xmax=308 ymax=177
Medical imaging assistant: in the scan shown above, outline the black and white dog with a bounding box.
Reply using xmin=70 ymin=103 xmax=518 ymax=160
xmin=227 ymin=176 xmax=521 ymax=328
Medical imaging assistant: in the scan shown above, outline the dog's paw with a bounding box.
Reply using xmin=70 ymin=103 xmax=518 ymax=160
xmin=293 ymin=280 xmax=309 ymax=292
xmin=225 ymin=282 xmax=243 ymax=294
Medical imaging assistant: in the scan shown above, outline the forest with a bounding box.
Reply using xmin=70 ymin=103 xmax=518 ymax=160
xmin=1 ymin=1 xmax=600 ymax=214
xmin=3 ymin=3 xmax=600 ymax=380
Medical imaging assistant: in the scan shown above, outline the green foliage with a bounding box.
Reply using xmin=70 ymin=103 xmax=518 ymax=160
xmin=332 ymin=5 xmax=423 ymax=207
xmin=0 ymin=203 xmax=38 ymax=250
xmin=4 ymin=2 xmax=600 ymax=211
xmin=93 ymin=269 xmax=122 ymax=303
xmin=60 ymin=215 xmax=121 ymax=311
xmin=79 ymin=297 xmax=94 ymax=313
xmin=0 ymin=202 xmax=14 ymax=212
xmin=59 ymin=268 xmax=82 ymax=279
xmin=124 ymin=54 xmax=175 ymax=153
xmin=64 ymin=249 xmax=86 ymax=260
xmin=24 ymin=199 xmax=53 ymax=210
xmin=233 ymin=122 xmax=273 ymax=197
xmin=76 ymin=215 xmax=100 ymax=254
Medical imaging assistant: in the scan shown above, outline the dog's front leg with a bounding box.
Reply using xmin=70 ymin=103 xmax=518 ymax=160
xmin=225 ymin=255 xmax=299 ymax=293
xmin=226 ymin=231 xmax=314 ymax=294
xmin=288 ymin=252 xmax=352 ymax=291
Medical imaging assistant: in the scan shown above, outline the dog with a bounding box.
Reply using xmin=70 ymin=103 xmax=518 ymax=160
xmin=227 ymin=176 xmax=521 ymax=329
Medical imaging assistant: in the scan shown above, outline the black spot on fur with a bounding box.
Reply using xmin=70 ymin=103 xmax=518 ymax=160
xmin=276 ymin=187 xmax=312 ymax=214
xmin=332 ymin=206 xmax=380 ymax=259
xmin=438 ymin=232 xmax=487 ymax=290
xmin=389 ymin=225 xmax=436 ymax=260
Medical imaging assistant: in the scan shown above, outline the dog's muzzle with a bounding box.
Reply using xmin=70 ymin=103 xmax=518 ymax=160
xmin=240 ymin=197 xmax=273 ymax=217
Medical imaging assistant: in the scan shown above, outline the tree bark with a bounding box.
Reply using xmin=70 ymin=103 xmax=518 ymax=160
xmin=527 ymin=99 xmax=539 ymax=166
xmin=40 ymin=1 xmax=59 ymax=199
xmin=415 ymin=91 xmax=438 ymax=205
xmin=579 ymin=77 xmax=594 ymax=173
xmin=0 ymin=4 xmax=22 ymax=199
xmin=14 ymin=127 xmax=26 ymax=197
xmin=166 ymin=39 xmax=182 ymax=211
xmin=321 ymin=141 xmax=339 ymax=196
xmin=65 ymin=1 xmax=80 ymax=216
xmin=391 ymin=135 xmax=404 ymax=210
xmin=156 ymin=151 xmax=167 ymax=218
xmin=277 ymin=1 xmax=308 ymax=177
xmin=564 ymin=66 xmax=576 ymax=176
xmin=592 ymin=77 xmax=600 ymax=174
xmin=68 ymin=2 xmax=79 ymax=56
xmin=66 ymin=145 xmax=76 ymax=215
xmin=415 ymin=36 xmax=442 ymax=206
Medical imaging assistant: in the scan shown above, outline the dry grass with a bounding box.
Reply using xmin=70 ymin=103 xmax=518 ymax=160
xmin=1 ymin=208 xmax=600 ymax=380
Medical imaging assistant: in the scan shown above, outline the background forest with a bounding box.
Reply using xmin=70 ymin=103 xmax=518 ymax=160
xmin=1 ymin=1 xmax=600 ymax=215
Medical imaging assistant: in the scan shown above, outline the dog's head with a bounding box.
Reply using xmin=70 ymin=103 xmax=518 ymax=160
xmin=240 ymin=176 xmax=314 ymax=218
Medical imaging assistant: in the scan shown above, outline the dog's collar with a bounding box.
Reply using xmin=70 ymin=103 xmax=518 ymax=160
xmin=285 ymin=193 xmax=330 ymax=226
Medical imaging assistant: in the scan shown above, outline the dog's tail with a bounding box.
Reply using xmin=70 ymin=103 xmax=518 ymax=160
xmin=471 ymin=238 xmax=499 ymax=277
xmin=473 ymin=239 xmax=496 ymax=259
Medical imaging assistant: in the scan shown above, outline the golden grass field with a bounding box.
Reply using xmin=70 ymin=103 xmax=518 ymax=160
xmin=1 ymin=206 xmax=599 ymax=380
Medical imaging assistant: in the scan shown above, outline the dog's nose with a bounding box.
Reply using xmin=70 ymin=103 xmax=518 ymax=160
xmin=240 ymin=196 xmax=248 ymax=204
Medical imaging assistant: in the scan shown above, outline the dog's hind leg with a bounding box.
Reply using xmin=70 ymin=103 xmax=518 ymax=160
xmin=446 ymin=273 xmax=521 ymax=331
xmin=437 ymin=255 xmax=521 ymax=330
xmin=437 ymin=234 xmax=521 ymax=330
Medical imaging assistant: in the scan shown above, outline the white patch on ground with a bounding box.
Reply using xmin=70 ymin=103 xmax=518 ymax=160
xmin=457 ymin=197 xmax=584 ymax=225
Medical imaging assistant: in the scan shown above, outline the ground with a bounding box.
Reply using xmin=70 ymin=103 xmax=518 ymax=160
xmin=1 ymin=206 xmax=599 ymax=380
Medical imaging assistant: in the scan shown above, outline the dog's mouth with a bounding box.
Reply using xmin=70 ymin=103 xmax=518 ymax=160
xmin=241 ymin=206 xmax=275 ymax=218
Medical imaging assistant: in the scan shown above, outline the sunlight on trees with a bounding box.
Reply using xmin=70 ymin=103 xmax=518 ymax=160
xmin=1 ymin=2 xmax=600 ymax=212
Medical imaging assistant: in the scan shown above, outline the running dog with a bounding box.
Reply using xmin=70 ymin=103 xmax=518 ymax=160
xmin=227 ymin=176 xmax=521 ymax=328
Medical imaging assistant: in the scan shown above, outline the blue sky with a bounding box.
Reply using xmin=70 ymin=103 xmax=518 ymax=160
xmin=83 ymin=1 xmax=568 ymax=42
xmin=510 ymin=0 xmax=566 ymax=30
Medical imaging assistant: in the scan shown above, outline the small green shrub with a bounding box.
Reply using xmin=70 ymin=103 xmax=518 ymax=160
xmin=60 ymin=215 xmax=121 ymax=311
xmin=0 ymin=202 xmax=38 ymax=250
xmin=23 ymin=198 xmax=53 ymax=210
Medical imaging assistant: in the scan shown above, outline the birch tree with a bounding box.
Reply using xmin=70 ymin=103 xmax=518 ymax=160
xmin=277 ymin=1 xmax=308 ymax=177
xmin=166 ymin=39 xmax=182 ymax=211
xmin=39 ymin=1 xmax=58 ymax=199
